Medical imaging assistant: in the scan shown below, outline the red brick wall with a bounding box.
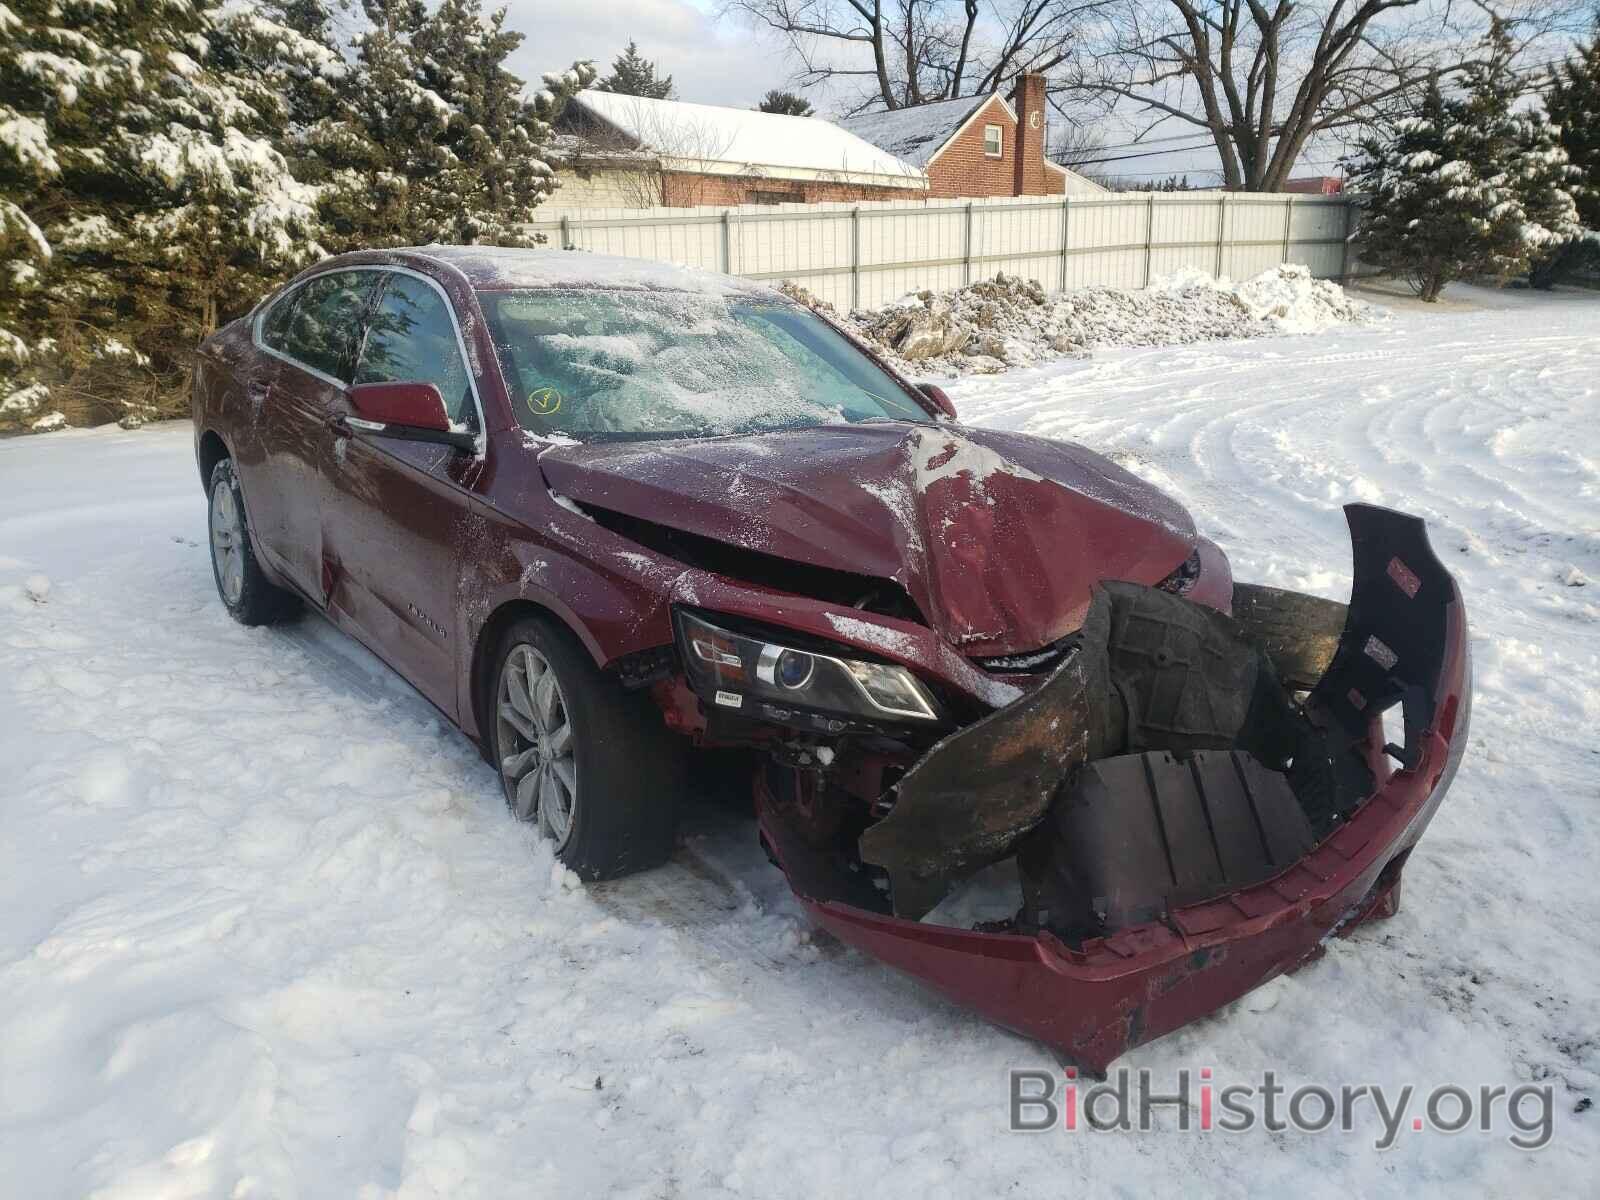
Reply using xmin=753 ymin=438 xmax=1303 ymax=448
xmin=924 ymin=95 xmax=1018 ymax=199
xmin=1284 ymin=176 xmax=1343 ymax=195
xmin=1010 ymin=74 xmax=1048 ymax=197
xmin=660 ymin=172 xmax=916 ymax=207
xmin=923 ymin=82 xmax=1059 ymax=200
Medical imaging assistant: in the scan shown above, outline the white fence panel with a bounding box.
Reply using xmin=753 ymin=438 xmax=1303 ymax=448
xmin=1285 ymin=200 xmax=1351 ymax=279
xmin=526 ymin=193 xmax=1356 ymax=308
xmin=1149 ymin=195 xmax=1226 ymax=279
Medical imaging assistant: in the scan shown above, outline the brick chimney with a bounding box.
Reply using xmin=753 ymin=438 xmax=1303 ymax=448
xmin=1009 ymin=72 xmax=1047 ymax=196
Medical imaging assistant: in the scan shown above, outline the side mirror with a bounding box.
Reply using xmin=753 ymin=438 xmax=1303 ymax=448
xmin=346 ymin=382 xmax=475 ymax=452
xmin=917 ymin=382 xmax=957 ymax=420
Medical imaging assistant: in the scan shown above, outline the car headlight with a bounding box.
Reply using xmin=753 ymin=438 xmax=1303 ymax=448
xmin=674 ymin=610 xmax=942 ymax=725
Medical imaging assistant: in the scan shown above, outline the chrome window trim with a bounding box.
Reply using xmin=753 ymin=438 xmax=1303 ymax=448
xmin=356 ymin=265 xmax=487 ymax=453
xmin=251 ymin=261 xmax=488 ymax=459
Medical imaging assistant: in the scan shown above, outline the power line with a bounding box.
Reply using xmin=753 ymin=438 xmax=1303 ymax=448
xmin=1053 ymin=126 xmax=1228 ymax=153
xmin=1089 ymin=166 xmax=1224 ymax=181
xmin=1062 ymin=138 xmax=1226 ymax=167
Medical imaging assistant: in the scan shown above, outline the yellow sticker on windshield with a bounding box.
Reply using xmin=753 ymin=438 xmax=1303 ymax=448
xmin=527 ymin=386 xmax=562 ymax=416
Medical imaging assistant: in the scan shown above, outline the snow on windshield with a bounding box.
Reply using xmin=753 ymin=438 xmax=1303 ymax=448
xmin=481 ymin=289 xmax=929 ymax=441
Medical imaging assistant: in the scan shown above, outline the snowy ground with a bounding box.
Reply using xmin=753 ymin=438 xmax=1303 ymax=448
xmin=2 ymin=285 xmax=1597 ymax=1197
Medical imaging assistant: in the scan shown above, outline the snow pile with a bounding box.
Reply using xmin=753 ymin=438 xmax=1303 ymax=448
xmin=1159 ymin=264 xmax=1376 ymax=334
xmin=783 ymin=264 xmax=1378 ymax=375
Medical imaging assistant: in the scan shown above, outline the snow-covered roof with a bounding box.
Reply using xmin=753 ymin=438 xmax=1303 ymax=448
xmin=837 ymin=95 xmax=1007 ymax=168
xmin=1044 ymin=160 xmax=1109 ymax=195
xmin=567 ymin=92 xmax=926 ymax=190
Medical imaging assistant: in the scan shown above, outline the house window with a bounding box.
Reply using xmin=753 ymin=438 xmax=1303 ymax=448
xmin=983 ymin=124 xmax=1003 ymax=158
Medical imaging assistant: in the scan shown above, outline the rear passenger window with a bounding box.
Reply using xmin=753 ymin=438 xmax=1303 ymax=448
xmin=260 ymin=288 xmax=299 ymax=353
xmin=273 ymin=272 xmax=377 ymax=382
xmin=356 ymin=275 xmax=476 ymax=428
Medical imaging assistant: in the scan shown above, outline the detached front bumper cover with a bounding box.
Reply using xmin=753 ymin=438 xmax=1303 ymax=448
xmin=757 ymin=504 xmax=1471 ymax=1072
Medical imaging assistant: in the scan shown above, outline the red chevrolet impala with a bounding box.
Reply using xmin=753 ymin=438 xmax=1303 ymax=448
xmin=192 ymin=247 xmax=1469 ymax=1070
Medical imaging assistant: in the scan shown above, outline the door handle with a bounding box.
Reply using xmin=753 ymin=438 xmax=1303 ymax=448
xmin=246 ymin=380 xmax=271 ymax=404
xmin=327 ymin=412 xmax=352 ymax=436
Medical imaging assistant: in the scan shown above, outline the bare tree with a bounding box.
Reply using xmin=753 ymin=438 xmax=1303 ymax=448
xmin=1049 ymin=123 xmax=1106 ymax=167
xmin=1060 ymin=0 xmax=1591 ymax=191
xmin=724 ymin=0 xmax=1111 ymax=113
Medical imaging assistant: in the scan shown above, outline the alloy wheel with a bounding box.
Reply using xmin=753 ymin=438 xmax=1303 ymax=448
xmin=497 ymin=643 xmax=578 ymax=846
xmin=210 ymin=481 xmax=245 ymax=605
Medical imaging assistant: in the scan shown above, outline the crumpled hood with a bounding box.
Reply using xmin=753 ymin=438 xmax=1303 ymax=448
xmin=537 ymin=423 xmax=1196 ymax=656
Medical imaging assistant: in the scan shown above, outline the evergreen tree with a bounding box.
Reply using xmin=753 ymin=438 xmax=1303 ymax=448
xmin=1530 ymin=31 xmax=1600 ymax=287
xmin=596 ymin=41 xmax=673 ymax=99
xmin=1546 ymin=32 xmax=1600 ymax=228
xmin=411 ymin=0 xmax=593 ymax=243
xmin=757 ymin=90 xmax=813 ymax=116
xmin=0 ymin=0 xmax=593 ymax=429
xmin=0 ymin=0 xmax=326 ymax=427
xmin=301 ymin=0 xmax=593 ymax=251
xmin=251 ymin=1 xmax=357 ymax=166
xmin=1348 ymin=23 xmax=1584 ymax=302
xmin=0 ymin=1 xmax=56 ymax=409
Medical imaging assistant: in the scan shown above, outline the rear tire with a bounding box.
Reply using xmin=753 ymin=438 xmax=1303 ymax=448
xmin=490 ymin=615 xmax=684 ymax=880
xmin=208 ymin=458 xmax=299 ymax=626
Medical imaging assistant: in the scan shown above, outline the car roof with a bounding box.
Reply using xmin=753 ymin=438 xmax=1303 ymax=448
xmin=321 ymin=245 xmax=778 ymax=300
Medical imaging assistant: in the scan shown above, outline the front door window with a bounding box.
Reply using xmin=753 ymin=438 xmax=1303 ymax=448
xmin=357 ymin=276 xmax=476 ymax=430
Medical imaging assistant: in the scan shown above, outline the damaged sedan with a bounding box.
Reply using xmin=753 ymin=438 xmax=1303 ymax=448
xmin=192 ymin=248 xmax=1470 ymax=1071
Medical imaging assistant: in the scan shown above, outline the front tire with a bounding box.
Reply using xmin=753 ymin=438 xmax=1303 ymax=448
xmin=491 ymin=616 xmax=683 ymax=879
xmin=208 ymin=458 xmax=298 ymax=626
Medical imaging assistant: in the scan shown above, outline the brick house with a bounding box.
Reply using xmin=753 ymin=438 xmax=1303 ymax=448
xmin=838 ymin=74 xmax=1105 ymax=199
xmin=549 ymin=91 xmax=928 ymax=210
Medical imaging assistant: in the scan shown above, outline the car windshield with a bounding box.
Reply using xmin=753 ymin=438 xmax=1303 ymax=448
xmin=480 ymin=288 xmax=932 ymax=441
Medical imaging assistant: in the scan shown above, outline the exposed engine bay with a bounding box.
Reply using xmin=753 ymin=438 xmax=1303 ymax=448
xmin=735 ymin=577 xmax=1348 ymax=937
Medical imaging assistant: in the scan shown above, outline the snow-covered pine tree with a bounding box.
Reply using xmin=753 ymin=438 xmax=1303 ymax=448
xmin=757 ymin=90 xmax=813 ymax=116
xmin=1349 ymin=21 xmax=1584 ymax=302
xmin=596 ymin=41 xmax=673 ymax=99
xmin=0 ymin=1 xmax=56 ymax=425
xmin=303 ymin=0 xmax=592 ymax=251
xmin=283 ymin=0 xmax=440 ymax=251
xmin=1531 ymin=30 xmax=1600 ymax=287
xmin=246 ymin=1 xmax=360 ymax=186
xmin=410 ymin=0 xmax=594 ymax=244
xmin=1347 ymin=84 xmax=1468 ymax=302
xmin=0 ymin=0 xmax=326 ymax=427
xmin=1547 ymin=33 xmax=1600 ymax=225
